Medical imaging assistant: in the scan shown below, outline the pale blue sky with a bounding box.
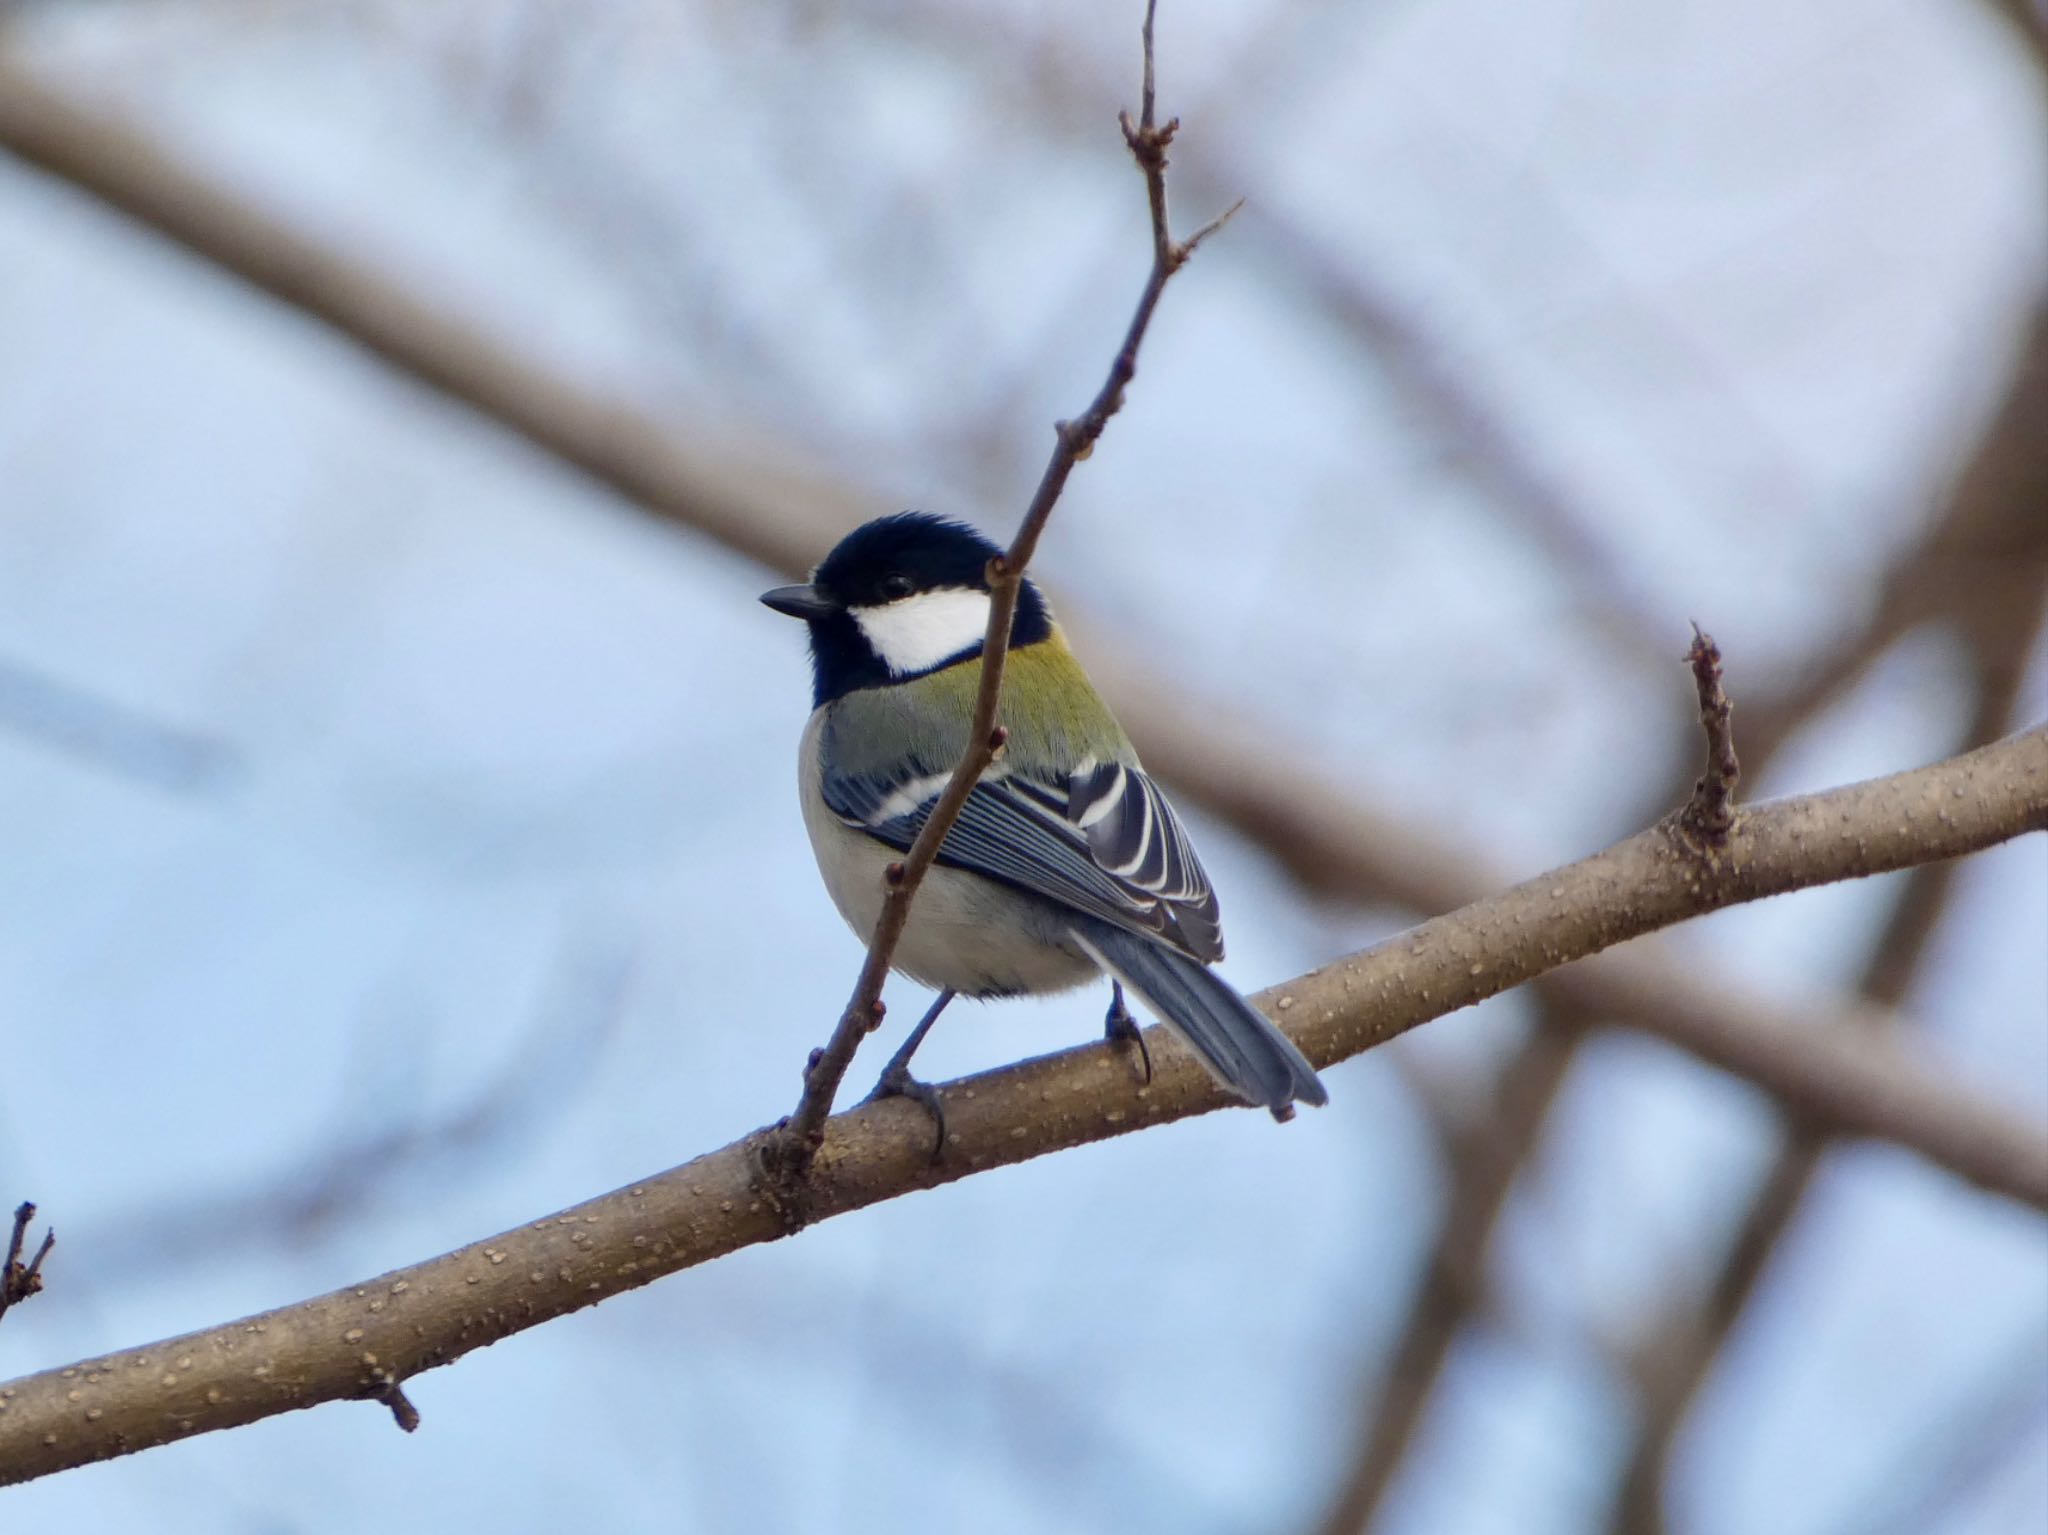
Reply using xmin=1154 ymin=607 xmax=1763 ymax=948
xmin=1 ymin=2 xmax=2043 ymax=1531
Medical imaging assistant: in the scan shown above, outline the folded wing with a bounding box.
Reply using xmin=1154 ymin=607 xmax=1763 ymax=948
xmin=823 ymin=755 xmax=1224 ymax=962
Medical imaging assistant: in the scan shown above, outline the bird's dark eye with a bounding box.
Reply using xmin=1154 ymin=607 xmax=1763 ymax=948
xmin=877 ymin=573 xmax=915 ymax=601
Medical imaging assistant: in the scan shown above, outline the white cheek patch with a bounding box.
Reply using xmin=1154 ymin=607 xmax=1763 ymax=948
xmin=851 ymin=587 xmax=993 ymax=676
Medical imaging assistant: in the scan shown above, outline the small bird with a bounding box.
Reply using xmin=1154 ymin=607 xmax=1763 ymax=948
xmin=763 ymin=512 xmax=1328 ymax=1131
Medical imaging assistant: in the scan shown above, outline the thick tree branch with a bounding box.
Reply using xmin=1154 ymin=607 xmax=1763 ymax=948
xmin=775 ymin=0 xmax=1232 ymax=1158
xmin=1321 ymin=630 xmax=1753 ymax=1533
xmin=0 ymin=727 xmax=2042 ymax=1484
xmin=1322 ymin=290 xmax=2048 ymax=1535
xmin=1603 ymin=574 xmax=2048 ymax=1535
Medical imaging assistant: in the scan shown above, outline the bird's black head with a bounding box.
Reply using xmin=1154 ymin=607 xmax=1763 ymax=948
xmin=761 ymin=512 xmax=1052 ymax=707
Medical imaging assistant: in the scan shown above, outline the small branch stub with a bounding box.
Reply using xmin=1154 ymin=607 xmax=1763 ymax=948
xmin=1680 ymin=624 xmax=1740 ymax=848
xmin=374 ymin=1378 xmax=421 ymax=1434
xmin=1178 ymin=197 xmax=1246 ymax=265
xmin=0 ymin=1203 xmax=55 ymax=1325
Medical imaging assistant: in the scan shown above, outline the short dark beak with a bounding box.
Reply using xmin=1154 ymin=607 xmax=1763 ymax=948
xmin=760 ymin=583 xmax=839 ymax=621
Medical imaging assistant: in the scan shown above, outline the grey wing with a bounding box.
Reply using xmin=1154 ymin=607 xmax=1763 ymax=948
xmin=823 ymin=759 xmax=1225 ymax=962
xmin=1065 ymin=761 xmax=1222 ymax=959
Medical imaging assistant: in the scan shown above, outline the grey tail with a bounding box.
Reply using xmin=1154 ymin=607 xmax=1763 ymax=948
xmin=1072 ymin=922 xmax=1328 ymax=1121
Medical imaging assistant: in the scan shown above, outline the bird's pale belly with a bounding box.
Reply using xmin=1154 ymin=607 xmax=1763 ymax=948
xmin=798 ymin=721 xmax=1100 ymax=999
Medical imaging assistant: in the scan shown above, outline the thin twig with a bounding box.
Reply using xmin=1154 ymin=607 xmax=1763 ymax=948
xmin=770 ymin=0 xmax=1237 ymax=1173
xmin=1679 ymin=624 xmax=1739 ymax=848
xmin=0 ymin=1202 xmax=54 ymax=1325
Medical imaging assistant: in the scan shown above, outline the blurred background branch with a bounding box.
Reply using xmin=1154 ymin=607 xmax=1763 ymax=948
xmin=0 ymin=3 xmax=2040 ymax=1530
xmin=3 ymin=56 xmax=2025 ymax=1151
xmin=1601 ymin=299 xmax=2048 ymax=1535
xmin=0 ymin=654 xmax=240 ymax=795
xmin=1319 ymin=277 xmax=2048 ymax=1535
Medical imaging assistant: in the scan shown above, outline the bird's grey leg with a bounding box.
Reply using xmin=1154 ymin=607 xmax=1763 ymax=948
xmin=865 ymin=987 xmax=956 ymax=1157
xmin=1103 ymin=980 xmax=1153 ymax=1085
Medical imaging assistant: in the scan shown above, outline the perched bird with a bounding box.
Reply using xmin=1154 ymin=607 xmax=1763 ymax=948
xmin=763 ymin=512 xmax=1327 ymax=1130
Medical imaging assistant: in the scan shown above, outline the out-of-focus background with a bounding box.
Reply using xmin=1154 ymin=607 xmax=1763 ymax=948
xmin=1 ymin=2 xmax=2044 ymax=1531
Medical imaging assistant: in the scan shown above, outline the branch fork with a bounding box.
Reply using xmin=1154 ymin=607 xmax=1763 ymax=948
xmin=0 ymin=1203 xmax=54 ymax=1326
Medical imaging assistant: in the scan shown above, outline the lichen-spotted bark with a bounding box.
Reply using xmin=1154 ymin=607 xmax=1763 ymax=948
xmin=1 ymin=726 xmax=2042 ymax=1487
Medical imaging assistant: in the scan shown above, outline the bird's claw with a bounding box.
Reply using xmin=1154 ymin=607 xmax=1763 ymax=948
xmin=1103 ymin=990 xmax=1153 ymax=1086
xmin=865 ymin=1064 xmax=948 ymax=1161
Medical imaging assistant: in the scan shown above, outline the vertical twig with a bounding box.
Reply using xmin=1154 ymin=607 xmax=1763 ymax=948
xmin=0 ymin=1203 xmax=55 ymax=1326
xmin=769 ymin=0 xmax=1242 ymax=1175
xmin=1679 ymin=624 xmax=1739 ymax=847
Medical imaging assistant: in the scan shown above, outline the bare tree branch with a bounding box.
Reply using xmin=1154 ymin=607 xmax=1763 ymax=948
xmin=772 ymin=0 xmax=1235 ymax=1168
xmin=0 ymin=46 xmax=2035 ymax=1189
xmin=0 ymin=52 xmax=861 ymax=584
xmin=1596 ymin=295 xmax=2048 ymax=1533
xmin=0 ymin=1204 xmax=53 ymax=1328
xmin=1319 ymin=629 xmax=1753 ymax=1533
xmin=1678 ymin=628 xmax=1740 ymax=844
xmin=1604 ymin=567 xmax=2048 ymax=1535
xmin=827 ymin=0 xmax=1679 ymax=667
xmin=0 ymin=726 xmax=2042 ymax=1484
xmin=1321 ymin=287 xmax=2048 ymax=1534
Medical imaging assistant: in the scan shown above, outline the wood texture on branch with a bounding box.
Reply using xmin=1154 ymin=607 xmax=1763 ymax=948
xmin=1 ymin=727 xmax=2042 ymax=1485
